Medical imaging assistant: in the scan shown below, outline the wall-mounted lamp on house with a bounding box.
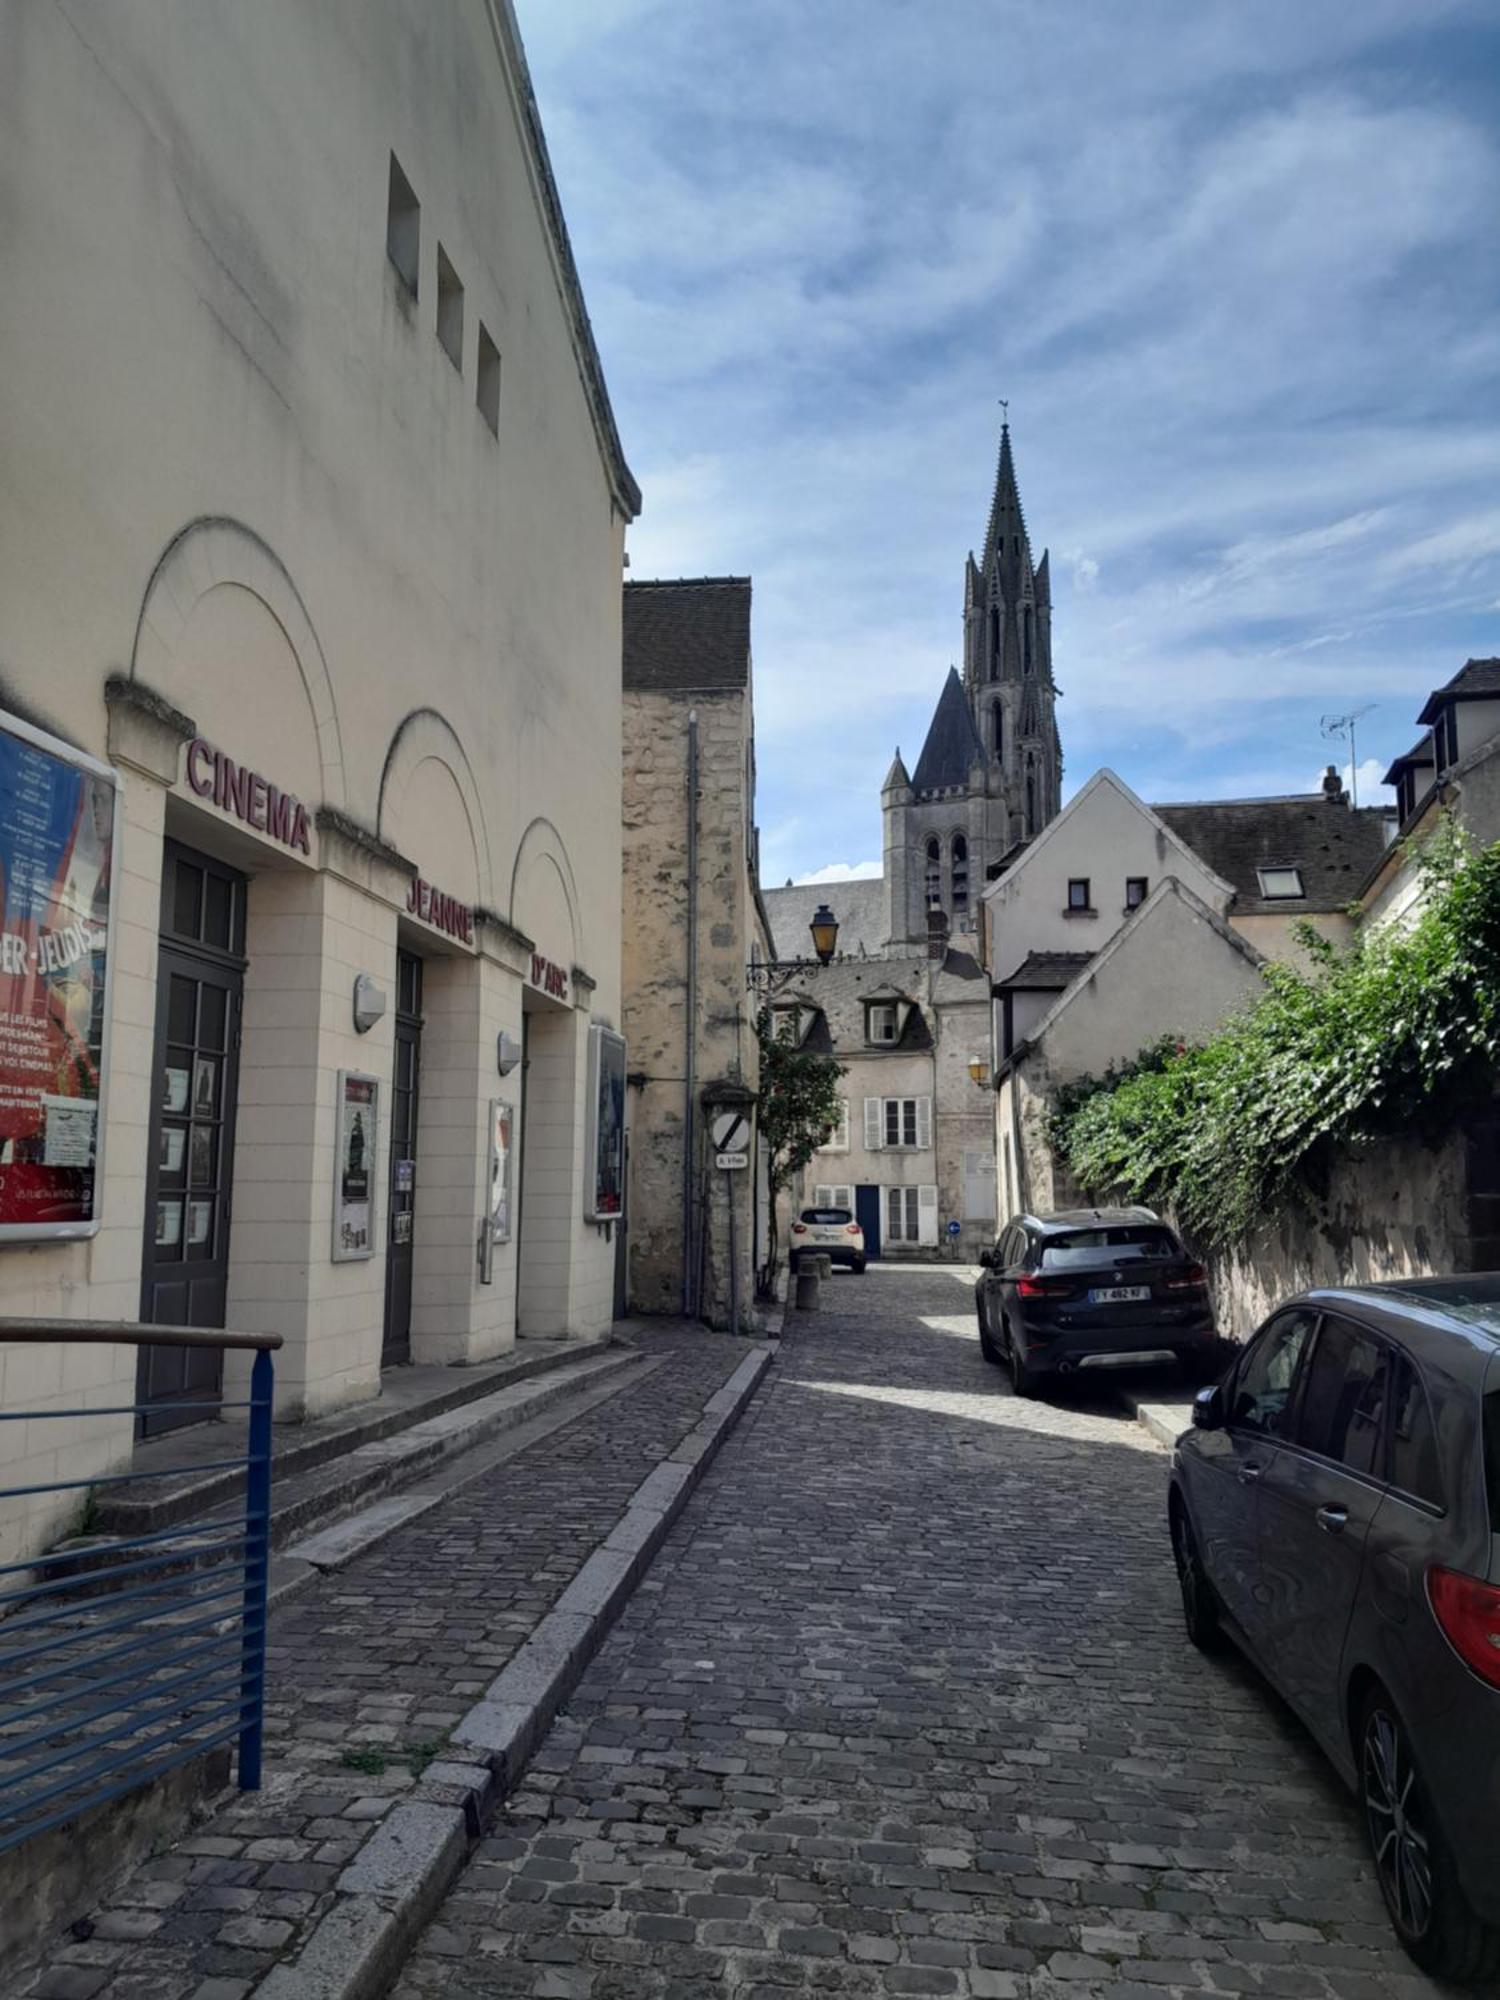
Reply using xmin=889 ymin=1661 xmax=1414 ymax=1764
xmin=352 ymin=973 xmax=387 ymax=1035
xmin=497 ymin=1030 xmax=522 ymax=1077
xmin=747 ymin=903 xmax=840 ymax=996
xmin=968 ymin=1053 xmax=991 ymax=1089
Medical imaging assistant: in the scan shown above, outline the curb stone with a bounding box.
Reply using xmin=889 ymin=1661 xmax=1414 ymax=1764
xmin=250 ymin=1341 xmax=776 ymax=1999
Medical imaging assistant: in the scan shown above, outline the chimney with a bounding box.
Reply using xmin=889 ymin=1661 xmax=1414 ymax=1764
xmin=1322 ymin=763 xmax=1347 ymax=805
xmin=927 ymin=903 xmax=950 ymax=961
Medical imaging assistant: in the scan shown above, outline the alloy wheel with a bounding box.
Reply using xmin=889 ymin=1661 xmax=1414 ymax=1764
xmin=1363 ymin=1704 xmax=1434 ymax=1944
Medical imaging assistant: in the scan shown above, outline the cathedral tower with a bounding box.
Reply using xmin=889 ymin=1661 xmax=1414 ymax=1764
xmin=884 ymin=422 xmax=1064 ymax=949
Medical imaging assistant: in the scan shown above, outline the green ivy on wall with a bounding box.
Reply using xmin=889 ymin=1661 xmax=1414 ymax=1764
xmin=1047 ymin=820 xmax=1500 ymax=1247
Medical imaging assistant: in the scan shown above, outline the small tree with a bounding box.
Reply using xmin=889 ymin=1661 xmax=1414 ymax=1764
xmin=755 ymin=1005 xmax=846 ymax=1297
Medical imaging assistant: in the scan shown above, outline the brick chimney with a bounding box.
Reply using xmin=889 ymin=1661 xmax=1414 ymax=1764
xmin=1322 ymin=763 xmax=1347 ymax=805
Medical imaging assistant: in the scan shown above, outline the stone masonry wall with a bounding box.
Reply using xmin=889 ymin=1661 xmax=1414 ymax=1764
xmin=622 ymin=686 xmax=761 ymax=1328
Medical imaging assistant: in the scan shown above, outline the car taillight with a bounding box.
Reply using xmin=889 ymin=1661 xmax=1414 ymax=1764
xmin=1161 ymin=1263 xmax=1207 ymax=1292
xmin=1427 ymin=1567 xmax=1500 ymax=1689
xmin=845 ymin=1224 xmax=861 ymax=1235
xmin=791 ymin=1224 xmax=807 ymax=1235
xmin=1016 ymin=1275 xmax=1075 ymax=1299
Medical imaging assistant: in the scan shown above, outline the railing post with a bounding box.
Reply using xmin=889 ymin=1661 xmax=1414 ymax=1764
xmin=237 ymin=1346 xmax=274 ymax=1790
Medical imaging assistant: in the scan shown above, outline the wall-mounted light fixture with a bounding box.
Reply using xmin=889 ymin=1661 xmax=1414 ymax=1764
xmin=497 ymin=1030 xmax=522 ymax=1077
xmin=968 ymin=1053 xmax=991 ymax=1089
xmin=353 ymin=973 xmax=387 ymax=1035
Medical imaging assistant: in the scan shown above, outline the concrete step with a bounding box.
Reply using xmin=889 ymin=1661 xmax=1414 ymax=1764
xmin=94 ymin=1338 xmax=617 ymax=1540
xmin=45 ymin=1348 xmax=643 ymax=1597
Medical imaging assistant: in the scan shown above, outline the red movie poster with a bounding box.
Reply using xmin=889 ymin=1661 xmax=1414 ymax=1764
xmin=0 ymin=717 xmax=117 ymax=1235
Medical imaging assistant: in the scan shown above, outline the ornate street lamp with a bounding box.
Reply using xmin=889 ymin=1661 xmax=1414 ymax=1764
xmin=747 ymin=903 xmax=840 ymax=995
xmin=968 ymin=1052 xmax=992 ymax=1088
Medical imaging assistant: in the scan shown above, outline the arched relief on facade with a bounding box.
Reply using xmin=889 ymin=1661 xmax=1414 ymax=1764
xmin=130 ymin=516 xmax=345 ymax=809
xmin=378 ymin=708 xmax=491 ymax=909
xmin=510 ymin=817 xmax=581 ymax=967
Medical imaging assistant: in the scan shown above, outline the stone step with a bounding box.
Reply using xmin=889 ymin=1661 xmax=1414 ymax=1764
xmin=94 ymin=1338 xmax=618 ymax=1540
xmin=44 ymin=1348 xmax=643 ymax=1598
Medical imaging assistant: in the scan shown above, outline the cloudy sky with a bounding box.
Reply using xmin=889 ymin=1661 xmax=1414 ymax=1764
xmin=518 ymin=1 xmax=1500 ymax=887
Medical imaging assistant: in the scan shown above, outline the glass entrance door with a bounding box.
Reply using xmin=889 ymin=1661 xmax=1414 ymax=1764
xmin=138 ymin=844 xmax=246 ymax=1436
xmin=382 ymin=950 xmax=422 ymax=1367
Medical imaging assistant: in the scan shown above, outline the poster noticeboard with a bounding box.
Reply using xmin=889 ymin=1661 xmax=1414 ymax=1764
xmin=333 ymin=1070 xmax=379 ymax=1261
xmin=0 ymin=710 xmax=120 ymax=1242
xmin=584 ymin=1025 xmax=626 ymax=1222
xmin=489 ymin=1098 xmax=514 ymax=1246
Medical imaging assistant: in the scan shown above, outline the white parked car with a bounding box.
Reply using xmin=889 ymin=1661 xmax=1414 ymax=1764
xmin=790 ymin=1206 xmax=866 ymax=1274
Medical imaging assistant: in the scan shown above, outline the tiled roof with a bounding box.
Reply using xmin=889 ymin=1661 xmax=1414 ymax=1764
xmin=1419 ymin=657 xmax=1500 ymax=723
xmin=1383 ymin=733 xmax=1436 ymax=784
xmin=911 ymin=667 xmax=984 ymax=791
xmin=995 ymin=950 xmax=1095 ymax=990
xmin=762 ymin=876 xmax=887 ymax=959
xmin=622 ymin=578 xmax=751 ymax=692
xmin=1155 ymin=797 xmax=1391 ymax=914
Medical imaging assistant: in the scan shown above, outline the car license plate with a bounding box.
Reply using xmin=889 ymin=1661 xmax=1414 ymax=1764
xmin=1090 ymin=1284 xmax=1149 ymax=1304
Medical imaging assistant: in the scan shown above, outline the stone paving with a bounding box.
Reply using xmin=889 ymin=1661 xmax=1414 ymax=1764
xmin=394 ymin=1265 xmax=1441 ymax=2000
xmin=14 ymin=1327 xmax=750 ymax=2000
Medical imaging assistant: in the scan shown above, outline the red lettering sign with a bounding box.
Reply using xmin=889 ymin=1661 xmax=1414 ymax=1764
xmin=187 ymin=738 xmax=311 ymax=855
xmin=528 ymin=953 xmax=569 ymax=1001
xmin=405 ymin=875 xmax=473 ymax=945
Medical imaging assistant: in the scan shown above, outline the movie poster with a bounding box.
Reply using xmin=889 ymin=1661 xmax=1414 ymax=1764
xmin=0 ymin=714 xmax=119 ymax=1240
xmin=489 ymin=1098 xmax=513 ymax=1245
xmin=333 ymin=1070 xmax=378 ymax=1261
xmin=585 ymin=1026 xmax=626 ymax=1222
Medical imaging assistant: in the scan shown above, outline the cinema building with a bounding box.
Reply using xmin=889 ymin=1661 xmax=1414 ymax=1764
xmin=0 ymin=2 xmax=637 ymax=1554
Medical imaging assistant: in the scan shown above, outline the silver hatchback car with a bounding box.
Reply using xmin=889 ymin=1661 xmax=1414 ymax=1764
xmin=1169 ymin=1277 xmax=1500 ymax=1981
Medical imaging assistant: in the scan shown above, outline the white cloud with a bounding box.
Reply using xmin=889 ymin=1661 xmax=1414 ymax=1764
xmin=794 ymin=860 xmax=883 ymax=885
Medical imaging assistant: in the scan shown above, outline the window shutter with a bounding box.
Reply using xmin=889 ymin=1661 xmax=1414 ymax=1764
xmin=834 ymin=1185 xmax=853 ymax=1212
xmin=917 ymin=1184 xmax=939 ymax=1246
xmin=814 ymin=1185 xmax=832 ymax=1209
xmin=915 ymin=1097 xmax=933 ymax=1150
xmin=864 ymin=1097 xmax=883 ymax=1150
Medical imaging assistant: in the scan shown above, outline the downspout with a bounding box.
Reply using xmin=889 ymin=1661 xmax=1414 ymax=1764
xmin=682 ymin=709 xmax=699 ymax=1316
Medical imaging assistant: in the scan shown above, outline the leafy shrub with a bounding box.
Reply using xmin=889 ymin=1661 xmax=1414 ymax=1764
xmin=1047 ymin=821 xmax=1500 ymax=1247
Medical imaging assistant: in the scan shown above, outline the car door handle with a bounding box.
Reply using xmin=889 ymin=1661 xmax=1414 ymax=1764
xmin=1315 ymin=1504 xmax=1349 ymax=1534
xmin=1237 ymin=1462 xmax=1263 ymax=1485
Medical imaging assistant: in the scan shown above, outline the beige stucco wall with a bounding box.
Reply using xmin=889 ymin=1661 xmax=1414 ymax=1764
xmin=982 ymin=772 xmax=1228 ymax=978
xmin=0 ymin=0 xmax=630 ymax=1558
xmin=622 ymin=687 xmax=762 ymax=1327
xmin=1230 ymin=908 xmax=1354 ymax=969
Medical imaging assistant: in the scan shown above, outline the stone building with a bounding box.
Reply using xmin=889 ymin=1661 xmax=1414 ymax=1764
xmin=621 ymin=579 xmax=773 ymax=1329
xmin=761 ymin=420 xmax=1060 ymax=1257
xmin=0 ymin=0 xmax=638 ymax=1558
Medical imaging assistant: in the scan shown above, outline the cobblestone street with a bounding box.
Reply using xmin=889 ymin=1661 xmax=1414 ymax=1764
xmin=395 ymin=1265 xmax=1439 ymax=2000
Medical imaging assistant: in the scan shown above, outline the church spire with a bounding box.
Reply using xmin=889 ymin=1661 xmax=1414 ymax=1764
xmin=982 ymin=421 xmax=1029 ymax=574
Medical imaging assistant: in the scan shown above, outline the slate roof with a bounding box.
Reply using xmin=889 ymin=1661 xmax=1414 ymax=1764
xmin=995 ymin=950 xmax=1095 ymax=990
xmin=1383 ymin=733 xmax=1436 ymax=785
xmin=1418 ymin=657 xmax=1500 ymax=723
xmin=622 ymin=578 xmax=751 ymax=692
xmin=911 ymin=667 xmax=984 ymax=792
xmin=768 ymin=951 xmax=986 ymax=1058
xmin=762 ymin=876 xmax=887 ymax=960
xmin=1155 ymin=796 xmax=1391 ymax=914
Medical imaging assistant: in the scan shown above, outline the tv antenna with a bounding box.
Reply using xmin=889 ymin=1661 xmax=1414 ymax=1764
xmin=1320 ymin=705 xmax=1376 ymax=807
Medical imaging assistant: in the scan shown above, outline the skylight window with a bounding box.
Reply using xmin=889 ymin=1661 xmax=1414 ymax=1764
xmin=1257 ymin=866 xmax=1304 ymax=900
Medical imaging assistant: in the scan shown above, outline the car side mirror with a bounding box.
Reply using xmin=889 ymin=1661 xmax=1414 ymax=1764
xmin=1191 ymin=1385 xmax=1224 ymax=1430
xmin=978 ymin=1249 xmax=994 ymax=1269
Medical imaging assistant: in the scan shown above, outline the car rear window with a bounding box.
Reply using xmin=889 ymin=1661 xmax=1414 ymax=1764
xmin=801 ymin=1209 xmax=852 ymax=1226
xmin=1040 ymin=1226 xmax=1179 ymax=1270
xmin=1485 ymin=1393 xmax=1500 ymax=1533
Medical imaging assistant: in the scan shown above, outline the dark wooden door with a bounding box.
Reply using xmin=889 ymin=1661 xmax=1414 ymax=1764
xmin=138 ymin=845 xmax=246 ymax=1435
xmin=855 ymin=1184 xmax=882 ymax=1261
xmin=382 ymin=951 xmax=422 ymax=1367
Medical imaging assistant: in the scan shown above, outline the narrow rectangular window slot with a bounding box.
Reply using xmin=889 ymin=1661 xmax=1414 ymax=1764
xmin=437 ymin=245 xmax=464 ymax=371
xmin=387 ymin=154 xmax=420 ymax=297
xmin=477 ymin=322 xmax=501 ymax=435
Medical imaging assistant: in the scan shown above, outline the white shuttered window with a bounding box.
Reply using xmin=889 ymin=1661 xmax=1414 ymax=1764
xmin=885 ymin=1184 xmax=939 ymax=1243
xmin=813 ymin=1184 xmax=854 ymax=1212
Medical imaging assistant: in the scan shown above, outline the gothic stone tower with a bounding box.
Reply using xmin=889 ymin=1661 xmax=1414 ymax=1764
xmin=884 ymin=422 xmax=1063 ymax=949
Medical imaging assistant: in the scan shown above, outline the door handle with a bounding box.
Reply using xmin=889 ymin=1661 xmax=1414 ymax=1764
xmin=1315 ymin=1504 xmax=1349 ymax=1534
xmin=1237 ymin=1462 xmax=1263 ymax=1485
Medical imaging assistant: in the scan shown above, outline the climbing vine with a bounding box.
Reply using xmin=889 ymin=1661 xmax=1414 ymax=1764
xmin=1047 ymin=820 xmax=1500 ymax=1247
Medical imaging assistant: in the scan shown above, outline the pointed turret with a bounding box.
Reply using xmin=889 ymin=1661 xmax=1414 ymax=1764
xmin=982 ymin=422 xmax=1029 ymax=576
xmin=912 ymin=667 xmax=985 ymax=793
xmin=1035 ymin=549 xmax=1051 ymax=605
xmin=882 ymin=748 xmax=911 ymax=796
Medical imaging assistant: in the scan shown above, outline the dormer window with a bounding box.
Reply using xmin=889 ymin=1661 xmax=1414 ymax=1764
xmin=867 ymin=1003 xmax=899 ymax=1045
xmin=1257 ymin=866 xmax=1304 ymax=900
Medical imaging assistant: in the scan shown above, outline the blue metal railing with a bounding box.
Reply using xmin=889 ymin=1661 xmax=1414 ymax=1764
xmin=0 ymin=1323 xmax=279 ymax=1852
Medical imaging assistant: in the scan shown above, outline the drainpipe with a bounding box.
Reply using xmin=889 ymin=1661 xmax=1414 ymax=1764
xmin=682 ymin=710 xmax=699 ymax=1317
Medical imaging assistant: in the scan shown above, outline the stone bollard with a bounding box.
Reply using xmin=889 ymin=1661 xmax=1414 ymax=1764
xmin=813 ymin=1255 xmax=833 ymax=1282
xmin=794 ymin=1263 xmax=821 ymax=1311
